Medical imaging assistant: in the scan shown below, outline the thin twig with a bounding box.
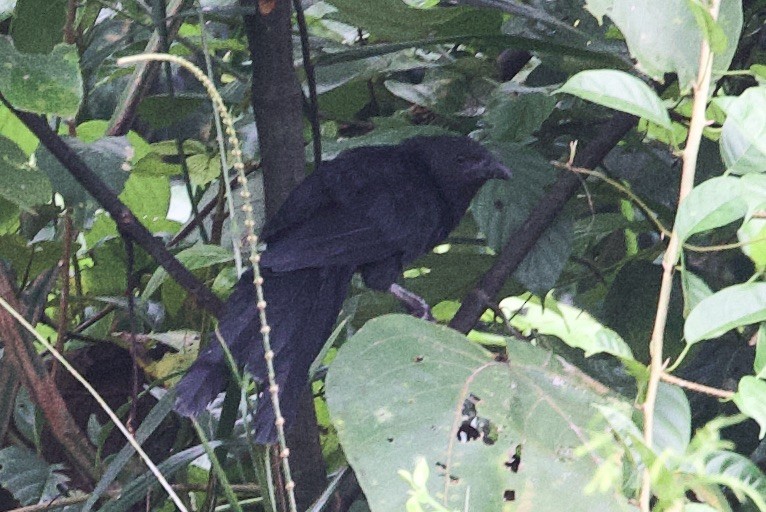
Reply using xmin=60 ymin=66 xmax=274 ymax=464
xmin=659 ymin=372 xmax=734 ymax=399
xmin=293 ymin=0 xmax=322 ymax=168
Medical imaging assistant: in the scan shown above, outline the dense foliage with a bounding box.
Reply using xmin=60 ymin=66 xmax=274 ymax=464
xmin=0 ymin=0 xmax=764 ymax=511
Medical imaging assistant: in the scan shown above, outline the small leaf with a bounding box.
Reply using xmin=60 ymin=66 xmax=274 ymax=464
xmin=687 ymin=0 xmax=728 ymax=54
xmin=554 ymin=70 xmax=671 ymax=129
xmin=142 ymin=244 xmax=233 ymax=298
xmin=482 ymin=93 xmax=557 ymax=142
xmin=0 ymin=136 xmax=51 ymax=210
xmin=737 ymin=217 xmax=766 ymax=271
xmin=733 ymin=376 xmax=766 ymax=438
xmin=674 ymin=176 xmax=747 ymax=243
xmin=681 ymin=270 xmax=713 ymax=317
xmin=685 ymin=282 xmax=766 ymax=343
xmin=411 ymin=457 xmax=429 ymax=488
xmin=720 ymin=86 xmax=766 ymax=174
xmin=755 ymin=325 xmax=766 ymax=377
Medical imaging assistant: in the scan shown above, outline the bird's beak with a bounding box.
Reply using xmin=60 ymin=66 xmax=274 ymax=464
xmin=487 ymin=160 xmax=513 ymax=180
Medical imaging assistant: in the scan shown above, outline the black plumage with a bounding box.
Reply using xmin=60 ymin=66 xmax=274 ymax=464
xmin=174 ymin=135 xmax=512 ymax=443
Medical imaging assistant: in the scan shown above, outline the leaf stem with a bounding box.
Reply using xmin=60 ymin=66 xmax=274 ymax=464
xmin=640 ymin=1 xmax=722 ymax=509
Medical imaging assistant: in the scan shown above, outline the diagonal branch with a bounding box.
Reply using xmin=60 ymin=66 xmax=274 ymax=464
xmin=449 ymin=112 xmax=638 ymax=333
xmin=0 ymin=94 xmax=223 ymax=317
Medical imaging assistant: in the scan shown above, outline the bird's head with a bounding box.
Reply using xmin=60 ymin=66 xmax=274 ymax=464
xmin=402 ymin=136 xmax=512 ymax=187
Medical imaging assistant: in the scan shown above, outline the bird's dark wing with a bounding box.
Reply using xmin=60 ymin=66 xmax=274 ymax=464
xmin=260 ymin=146 xmax=447 ymax=273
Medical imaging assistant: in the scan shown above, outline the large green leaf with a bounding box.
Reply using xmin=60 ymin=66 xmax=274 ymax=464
xmin=0 ymin=135 xmax=51 ymax=210
xmin=555 ymin=70 xmax=671 ymax=129
xmin=586 ymin=0 xmax=742 ymax=90
xmin=720 ymin=86 xmax=766 ymax=175
xmin=0 ymin=38 xmax=82 ymax=117
xmin=326 ymin=315 xmax=634 ymax=512
xmin=685 ymin=282 xmax=766 ymax=343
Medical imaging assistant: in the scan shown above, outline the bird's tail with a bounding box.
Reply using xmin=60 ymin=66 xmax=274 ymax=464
xmin=174 ymin=266 xmax=353 ymax=444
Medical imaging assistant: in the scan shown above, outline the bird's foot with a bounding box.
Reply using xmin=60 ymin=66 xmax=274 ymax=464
xmin=389 ymin=283 xmax=435 ymax=322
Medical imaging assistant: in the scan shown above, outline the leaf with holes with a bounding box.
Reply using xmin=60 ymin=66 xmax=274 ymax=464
xmin=326 ymin=315 xmax=634 ymax=512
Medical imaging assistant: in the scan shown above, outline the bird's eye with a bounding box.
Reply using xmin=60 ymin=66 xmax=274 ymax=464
xmin=456 ymin=155 xmax=467 ymax=164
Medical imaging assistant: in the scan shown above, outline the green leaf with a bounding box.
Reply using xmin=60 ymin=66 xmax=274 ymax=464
xmin=0 ymin=446 xmax=68 ymax=506
xmin=0 ymin=103 xmax=38 ymax=155
xmin=0 ymin=39 xmax=82 ymax=117
xmin=720 ymin=86 xmax=766 ymax=175
xmin=733 ymin=376 xmax=766 ymax=438
xmin=685 ymin=282 xmax=766 ymax=343
xmin=653 ymin=383 xmax=691 ymax=455
xmin=482 ymin=93 xmax=557 ymax=143
xmin=705 ymin=450 xmax=766 ymax=509
xmin=737 ymin=216 xmax=766 ymax=271
xmin=0 ymin=135 xmax=51 ymax=210
xmin=187 ymin=153 xmax=221 ymax=187
xmin=681 ymin=269 xmax=713 ymax=317
xmin=687 ymin=0 xmax=728 ymax=54
xmin=500 ymin=294 xmax=634 ymax=360
xmin=142 ymin=244 xmax=233 ymax=299
xmin=756 ymin=324 xmax=766 ymax=377
xmin=586 ymin=0 xmax=742 ymax=90
xmin=36 ymin=136 xmax=131 ymax=213
xmin=327 ymin=0 xmax=502 ymax=41
xmin=326 ymin=315 xmax=634 ymax=512
xmin=320 ymin=126 xmax=452 ymax=160
xmin=674 ymin=176 xmax=747 ymax=243
xmin=100 ymin=442 xmax=221 ymax=512
xmin=554 ymin=70 xmax=671 ymax=129
xmin=9 ymin=0 xmax=66 ymax=54
xmin=471 ymin=145 xmax=570 ymax=295
xmin=137 ymin=94 xmax=206 ymax=129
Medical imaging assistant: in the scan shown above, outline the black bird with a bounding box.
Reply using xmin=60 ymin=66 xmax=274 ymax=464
xmin=174 ymin=135 xmax=512 ymax=443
